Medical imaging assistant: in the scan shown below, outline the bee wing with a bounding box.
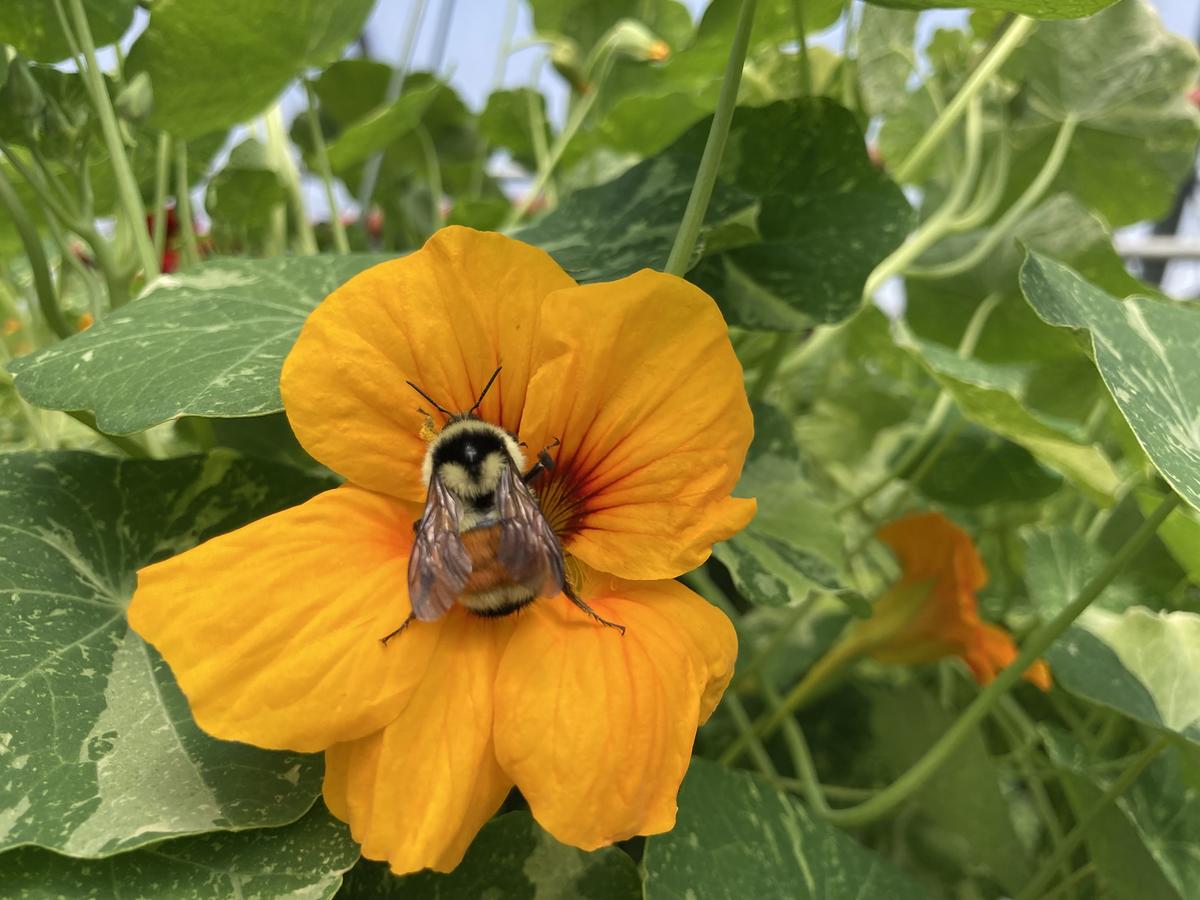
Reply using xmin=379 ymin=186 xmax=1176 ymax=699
xmin=495 ymin=460 xmax=565 ymax=597
xmin=408 ymin=473 xmax=472 ymax=621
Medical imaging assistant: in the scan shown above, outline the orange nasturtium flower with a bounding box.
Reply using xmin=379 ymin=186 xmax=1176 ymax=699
xmin=128 ymin=226 xmax=754 ymax=874
xmin=840 ymin=512 xmax=1051 ymax=690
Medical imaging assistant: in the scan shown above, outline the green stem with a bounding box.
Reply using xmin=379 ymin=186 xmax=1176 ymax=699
xmin=894 ymin=15 xmax=1034 ymax=183
xmin=748 ymin=333 xmax=791 ymax=406
xmin=909 ymin=116 xmax=1077 ymax=280
xmin=837 ymin=293 xmax=999 ymax=515
xmin=501 ymin=47 xmax=620 ymax=231
xmin=723 ymin=692 xmax=779 ymax=779
xmin=414 ymin=123 xmax=444 ymax=233
xmin=174 ymin=142 xmax=202 ymax=269
xmin=470 ymin=0 xmax=519 ymax=197
xmin=729 ymin=597 xmax=816 ymax=691
xmin=816 ymin=494 xmax=1178 ymax=828
xmin=761 ymin=680 xmax=811 ymax=778
xmin=864 ymin=94 xmax=984 ymax=298
xmin=789 ymin=0 xmax=812 ymax=96
xmin=61 ymin=0 xmax=159 ymax=280
xmin=0 ymin=165 xmax=70 ymax=338
xmin=662 ymin=0 xmax=757 ymax=276
xmin=151 ymin=131 xmax=172 ymax=263
xmin=947 ymin=136 xmax=1011 ymax=232
xmin=1015 ymin=733 xmax=1171 ymax=900
xmin=264 ymin=103 xmax=317 ymax=255
xmin=1039 ymin=864 xmax=1097 ymax=900
xmin=303 ymin=82 xmax=349 ymax=254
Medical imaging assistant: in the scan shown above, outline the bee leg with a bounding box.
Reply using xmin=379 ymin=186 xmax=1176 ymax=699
xmin=563 ymin=583 xmax=625 ymax=635
xmin=522 ymin=437 xmax=561 ymax=484
xmin=380 ymin=612 xmax=416 ymax=646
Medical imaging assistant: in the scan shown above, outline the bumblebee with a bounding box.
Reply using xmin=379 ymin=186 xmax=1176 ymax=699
xmin=382 ymin=367 xmax=624 ymax=643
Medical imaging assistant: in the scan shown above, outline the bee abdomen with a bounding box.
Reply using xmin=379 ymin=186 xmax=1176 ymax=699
xmin=458 ymin=524 xmax=537 ymax=616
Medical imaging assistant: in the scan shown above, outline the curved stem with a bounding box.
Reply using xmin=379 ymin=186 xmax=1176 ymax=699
xmin=151 ymin=131 xmax=172 ymax=262
xmin=0 ymin=166 xmax=70 ymax=338
xmin=1014 ymin=733 xmax=1171 ymax=900
xmin=948 ymin=136 xmax=1011 ymax=233
xmin=303 ymin=82 xmax=349 ymax=254
xmin=894 ymin=15 xmax=1035 ymax=184
xmin=414 ymin=123 xmax=444 ymax=232
xmin=822 ymin=493 xmax=1178 ymax=828
xmin=62 ymin=0 xmax=160 ymax=280
xmin=663 ymin=0 xmax=757 ymax=276
xmin=748 ymin=332 xmax=792 ymax=406
xmin=264 ymin=103 xmax=317 ymax=255
xmin=864 ymin=94 xmax=984 ymax=297
xmin=909 ymin=116 xmax=1077 ymax=280
xmin=175 ymin=142 xmax=202 ymax=268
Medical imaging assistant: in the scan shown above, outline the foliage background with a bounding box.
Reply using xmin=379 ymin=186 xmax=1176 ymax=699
xmin=2 ymin=0 xmax=1200 ymax=898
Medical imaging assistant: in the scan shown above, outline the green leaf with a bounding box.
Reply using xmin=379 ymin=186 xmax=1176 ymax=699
xmin=519 ymin=98 xmax=911 ymax=331
xmin=0 ymin=804 xmax=359 ymax=899
xmin=643 ymin=759 xmax=933 ymax=899
xmin=204 ymin=138 xmax=287 ymax=230
xmin=339 ymin=812 xmax=640 ymax=899
xmin=0 ymin=450 xmax=332 ymax=855
xmin=894 ymin=321 xmax=1121 ymax=502
xmin=125 ymin=0 xmax=374 ymax=139
xmin=864 ymin=0 xmax=1118 ymax=16
xmin=1002 ymin=0 xmax=1200 ymax=224
xmin=1021 ymin=251 xmax=1200 ymax=515
xmin=1046 ymin=608 xmax=1200 ymax=744
xmin=8 ymin=254 xmax=391 ymax=433
xmin=324 ymin=84 xmax=440 ymax=173
xmin=1136 ymin=488 xmax=1200 ymax=585
xmin=0 ymin=0 xmax=135 ymax=62
xmin=856 ymin=7 xmax=919 ymax=118
xmin=871 ymin=685 xmax=1030 ymax=893
xmin=914 ymin=426 xmax=1061 ymax=507
xmin=1021 ymin=526 xmax=1141 ymax=615
xmin=1045 ymin=728 xmax=1198 ymax=900
xmin=479 ymin=88 xmax=551 ymax=169
xmin=713 ymin=453 xmax=848 ymax=607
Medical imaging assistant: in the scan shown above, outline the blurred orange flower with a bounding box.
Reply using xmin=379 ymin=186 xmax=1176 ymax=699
xmin=849 ymin=512 xmax=1051 ymax=690
xmin=128 ymin=227 xmax=754 ymax=874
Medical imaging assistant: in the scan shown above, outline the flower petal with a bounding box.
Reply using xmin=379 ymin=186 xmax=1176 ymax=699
xmin=323 ymin=609 xmax=516 ymax=874
xmin=519 ymin=270 xmax=755 ymax=579
xmin=965 ymin=623 xmax=1053 ymax=692
xmin=128 ymin=486 xmax=432 ymax=752
xmin=281 ymin=226 xmax=576 ymax=501
xmin=493 ymin=578 xmax=736 ymax=850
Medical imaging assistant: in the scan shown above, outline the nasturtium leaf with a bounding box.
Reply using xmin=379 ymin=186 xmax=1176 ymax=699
xmin=1001 ymin=0 xmax=1200 ymax=225
xmin=864 ymin=0 xmax=1116 ymax=15
xmin=324 ymin=83 xmax=440 ymax=173
xmin=1021 ymin=525 xmax=1141 ymax=615
xmin=1047 ymin=608 xmax=1200 ymax=744
xmin=0 ymin=804 xmax=358 ymax=898
xmin=0 ymin=0 xmax=135 ymax=63
xmin=643 ymin=759 xmax=933 ymax=900
xmin=713 ymin=453 xmax=847 ymax=607
xmin=124 ymin=0 xmax=374 ymax=139
xmin=1136 ymin=488 xmax=1200 ymax=585
xmin=1045 ymin=728 xmax=1200 ymax=900
xmin=894 ymin=321 xmax=1120 ymax=501
xmin=871 ymin=685 xmax=1030 ymax=893
xmin=1020 ymin=252 xmax=1200 ymax=515
xmin=204 ymin=138 xmax=287 ymax=231
xmin=0 ymin=450 xmax=333 ymax=856
xmin=339 ymin=812 xmax=640 ymax=899
xmin=914 ymin=426 xmax=1060 ymax=507
xmin=8 ymin=254 xmax=391 ymax=434
xmin=479 ymin=88 xmax=551 ymax=169
xmin=856 ymin=6 xmax=918 ymax=118
xmin=519 ymin=98 xmax=911 ymax=331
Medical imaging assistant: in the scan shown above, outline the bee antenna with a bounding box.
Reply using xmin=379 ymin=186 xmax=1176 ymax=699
xmin=469 ymin=365 xmax=503 ymax=415
xmin=405 ymin=381 xmax=452 ymax=418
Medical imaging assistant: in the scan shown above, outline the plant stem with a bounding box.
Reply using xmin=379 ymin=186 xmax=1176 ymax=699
xmin=729 ymin=597 xmax=816 ymax=691
xmin=894 ymin=15 xmax=1035 ymax=184
xmin=797 ymin=493 xmax=1179 ymax=828
xmin=1014 ymin=733 xmax=1171 ymax=900
xmin=175 ymin=142 xmax=202 ymax=268
xmin=264 ymin=103 xmax=318 ymax=255
xmin=789 ymin=0 xmax=812 ymax=96
xmin=663 ymin=0 xmax=757 ymax=276
xmin=909 ymin=116 xmax=1078 ymax=280
xmin=723 ymin=692 xmax=779 ymax=779
xmin=61 ymin=0 xmax=160 ymax=280
xmin=414 ymin=124 xmax=445 ymax=233
xmin=864 ymin=94 xmax=984 ymax=297
xmin=151 ymin=131 xmax=172 ymax=263
xmin=748 ymin=333 xmax=792 ymax=406
xmin=469 ymin=0 xmax=519 ymax=197
xmin=303 ymin=82 xmax=349 ymax=254
xmin=0 ymin=165 xmax=70 ymax=338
